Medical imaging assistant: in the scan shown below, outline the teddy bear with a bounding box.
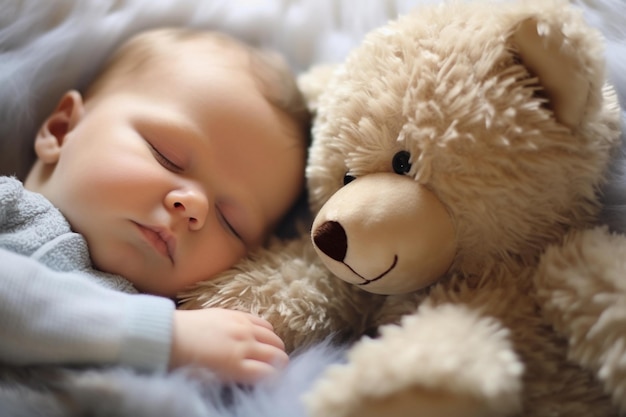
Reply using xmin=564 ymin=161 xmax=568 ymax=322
xmin=180 ymin=0 xmax=625 ymax=416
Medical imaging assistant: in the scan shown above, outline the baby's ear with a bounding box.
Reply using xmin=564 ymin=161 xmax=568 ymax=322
xmin=35 ymin=90 xmax=84 ymax=164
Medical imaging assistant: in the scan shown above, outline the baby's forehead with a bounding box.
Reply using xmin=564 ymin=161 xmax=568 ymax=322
xmin=155 ymin=33 xmax=254 ymax=70
xmin=87 ymin=31 xmax=254 ymax=98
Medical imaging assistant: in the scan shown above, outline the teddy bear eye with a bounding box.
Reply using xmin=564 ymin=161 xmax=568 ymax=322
xmin=392 ymin=151 xmax=412 ymax=175
xmin=343 ymin=174 xmax=356 ymax=185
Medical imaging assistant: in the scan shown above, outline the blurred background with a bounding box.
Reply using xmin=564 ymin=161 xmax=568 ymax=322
xmin=1 ymin=0 xmax=624 ymax=181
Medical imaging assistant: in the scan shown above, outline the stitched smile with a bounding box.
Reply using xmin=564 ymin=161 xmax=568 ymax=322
xmin=342 ymin=255 xmax=398 ymax=286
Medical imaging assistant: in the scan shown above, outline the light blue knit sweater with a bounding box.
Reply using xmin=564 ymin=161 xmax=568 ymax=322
xmin=0 ymin=176 xmax=136 ymax=292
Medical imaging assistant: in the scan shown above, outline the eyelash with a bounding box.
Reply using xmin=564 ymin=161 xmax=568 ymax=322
xmin=149 ymin=143 xmax=183 ymax=172
xmin=217 ymin=207 xmax=243 ymax=242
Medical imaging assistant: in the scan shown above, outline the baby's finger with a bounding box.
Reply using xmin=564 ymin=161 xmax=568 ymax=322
xmin=235 ymin=359 xmax=280 ymax=384
xmin=247 ymin=343 xmax=289 ymax=369
xmin=245 ymin=313 xmax=274 ymax=330
xmin=253 ymin=324 xmax=286 ymax=350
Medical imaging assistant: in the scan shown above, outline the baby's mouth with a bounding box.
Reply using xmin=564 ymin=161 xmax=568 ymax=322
xmin=134 ymin=222 xmax=176 ymax=264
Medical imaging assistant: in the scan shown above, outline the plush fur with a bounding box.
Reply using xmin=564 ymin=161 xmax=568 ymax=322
xmin=182 ymin=1 xmax=626 ymax=416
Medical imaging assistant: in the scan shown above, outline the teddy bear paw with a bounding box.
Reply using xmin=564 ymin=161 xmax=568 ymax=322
xmin=304 ymin=304 xmax=523 ymax=417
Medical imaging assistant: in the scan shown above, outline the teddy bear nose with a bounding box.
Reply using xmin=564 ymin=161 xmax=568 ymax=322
xmin=313 ymin=220 xmax=348 ymax=262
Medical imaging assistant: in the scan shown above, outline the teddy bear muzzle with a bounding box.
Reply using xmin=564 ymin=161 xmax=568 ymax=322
xmin=311 ymin=173 xmax=457 ymax=295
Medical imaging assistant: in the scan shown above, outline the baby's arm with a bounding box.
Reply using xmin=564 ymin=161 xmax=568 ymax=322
xmin=0 ymin=248 xmax=288 ymax=382
xmin=0 ymin=247 xmax=174 ymax=372
xmin=170 ymin=308 xmax=289 ymax=383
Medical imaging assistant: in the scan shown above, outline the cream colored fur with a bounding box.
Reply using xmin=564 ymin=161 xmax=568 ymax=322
xmin=180 ymin=0 xmax=624 ymax=416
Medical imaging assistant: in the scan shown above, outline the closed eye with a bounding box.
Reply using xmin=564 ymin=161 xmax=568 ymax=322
xmin=149 ymin=143 xmax=184 ymax=173
xmin=216 ymin=206 xmax=244 ymax=243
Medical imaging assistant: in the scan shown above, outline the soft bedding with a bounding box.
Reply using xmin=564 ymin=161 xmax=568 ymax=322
xmin=0 ymin=0 xmax=625 ymax=416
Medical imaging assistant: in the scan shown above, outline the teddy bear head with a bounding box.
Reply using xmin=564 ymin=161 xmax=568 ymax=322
xmin=305 ymin=0 xmax=622 ymax=295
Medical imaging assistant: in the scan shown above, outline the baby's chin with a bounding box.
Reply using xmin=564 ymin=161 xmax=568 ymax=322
xmin=87 ymin=234 xmax=245 ymax=297
xmin=88 ymin=247 xmax=165 ymax=294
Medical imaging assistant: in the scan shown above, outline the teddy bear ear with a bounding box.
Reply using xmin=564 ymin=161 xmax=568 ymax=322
xmin=510 ymin=16 xmax=592 ymax=129
xmin=297 ymin=64 xmax=339 ymax=114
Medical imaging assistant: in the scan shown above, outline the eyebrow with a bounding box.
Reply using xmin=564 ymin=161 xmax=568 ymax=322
xmin=151 ymin=114 xmax=208 ymax=148
xmin=139 ymin=110 xmax=212 ymax=169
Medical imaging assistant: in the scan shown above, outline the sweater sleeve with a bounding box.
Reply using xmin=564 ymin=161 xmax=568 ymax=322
xmin=0 ymin=248 xmax=175 ymax=373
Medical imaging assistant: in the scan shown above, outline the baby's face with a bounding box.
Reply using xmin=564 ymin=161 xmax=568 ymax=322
xmin=30 ymin=48 xmax=304 ymax=296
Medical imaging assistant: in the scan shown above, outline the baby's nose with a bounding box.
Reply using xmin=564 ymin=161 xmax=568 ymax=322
xmin=166 ymin=188 xmax=209 ymax=231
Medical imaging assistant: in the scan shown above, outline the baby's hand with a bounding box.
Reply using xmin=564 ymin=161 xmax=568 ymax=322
xmin=170 ymin=308 xmax=288 ymax=383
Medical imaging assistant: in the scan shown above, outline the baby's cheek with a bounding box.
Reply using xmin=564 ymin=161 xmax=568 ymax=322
xmin=177 ymin=236 xmax=246 ymax=289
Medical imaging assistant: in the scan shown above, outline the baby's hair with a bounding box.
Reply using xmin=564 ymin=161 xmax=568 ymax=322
xmin=86 ymin=28 xmax=310 ymax=144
